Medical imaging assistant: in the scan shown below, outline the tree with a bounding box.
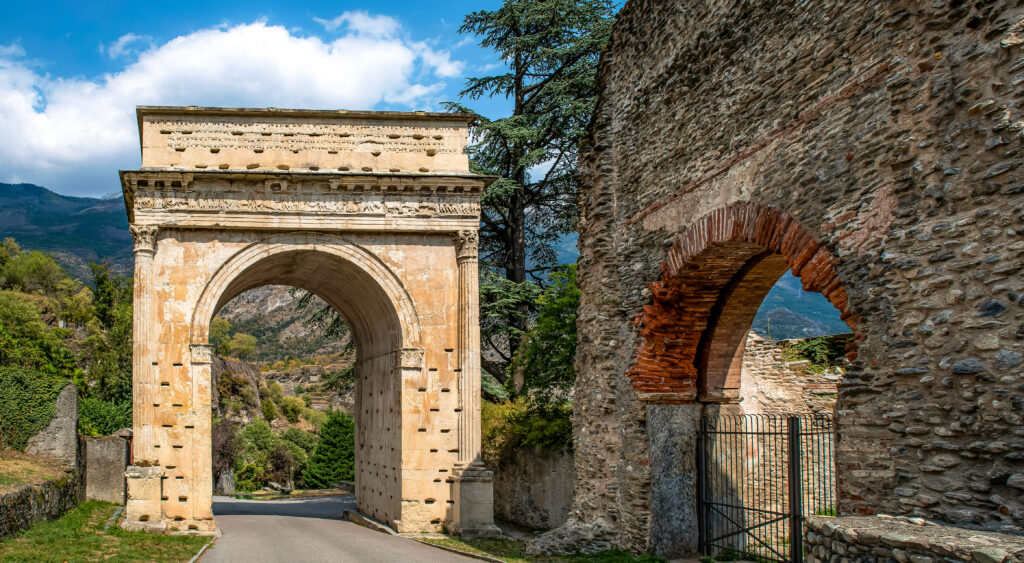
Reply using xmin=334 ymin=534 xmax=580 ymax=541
xmin=510 ymin=265 xmax=579 ymax=402
xmin=302 ymin=410 xmax=355 ymax=488
xmin=88 ymin=262 xmax=131 ymax=330
xmin=228 ymin=333 xmax=257 ymax=360
xmin=209 ymin=317 xmax=232 ymax=356
xmin=446 ymin=0 xmax=614 ymax=382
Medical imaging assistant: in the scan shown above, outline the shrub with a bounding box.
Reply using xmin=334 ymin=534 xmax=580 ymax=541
xmin=301 ymin=408 xmax=327 ymax=430
xmin=261 ymin=398 xmax=277 ymax=421
xmin=281 ymin=428 xmax=318 ymax=457
xmin=0 ymin=367 xmax=69 ymax=450
xmin=481 ymin=396 xmax=573 ymax=468
xmin=78 ymin=398 xmax=131 ymax=436
xmin=241 ymin=419 xmax=278 ymax=452
xmin=280 ymin=396 xmax=304 ymax=423
xmin=302 ymin=410 xmax=355 ymax=488
xmin=267 ymin=381 xmax=284 ymax=405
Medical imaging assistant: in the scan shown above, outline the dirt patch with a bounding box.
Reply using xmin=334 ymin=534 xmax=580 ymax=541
xmin=0 ymin=451 xmax=65 ymax=493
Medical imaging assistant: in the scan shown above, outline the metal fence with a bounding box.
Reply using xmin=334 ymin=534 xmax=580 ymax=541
xmin=697 ymin=414 xmax=835 ymax=563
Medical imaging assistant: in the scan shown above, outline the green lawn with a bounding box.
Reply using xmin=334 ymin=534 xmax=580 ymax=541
xmin=419 ymin=537 xmax=665 ymax=563
xmin=0 ymin=501 xmax=209 ymax=563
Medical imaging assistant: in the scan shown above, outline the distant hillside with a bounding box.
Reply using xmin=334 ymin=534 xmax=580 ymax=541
xmin=1 ymin=182 xmax=847 ymax=345
xmin=0 ymin=183 xmax=132 ymax=278
xmin=751 ymin=272 xmax=850 ymax=340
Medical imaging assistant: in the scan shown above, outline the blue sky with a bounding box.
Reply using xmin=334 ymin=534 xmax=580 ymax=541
xmin=0 ymin=0 xmax=507 ymax=197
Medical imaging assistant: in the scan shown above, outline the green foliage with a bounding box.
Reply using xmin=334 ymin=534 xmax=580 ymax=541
xmin=511 ymin=265 xmax=578 ymax=402
xmin=302 ymin=410 xmax=355 ymax=488
xmin=781 ymin=336 xmax=848 ymax=373
xmin=267 ymin=381 xmax=284 ymax=405
xmin=241 ymin=419 xmax=278 ymax=452
xmin=88 ymin=262 xmax=130 ymax=330
xmin=260 ymin=397 xmax=277 ymax=421
xmin=321 ymin=365 xmax=354 ymax=393
xmin=281 ymin=427 xmax=318 ymax=457
xmin=446 ymin=0 xmax=614 ymax=380
xmin=0 ymin=367 xmax=69 ymax=450
xmin=78 ymin=398 xmax=131 ymax=436
xmin=0 ymin=291 xmax=77 ymax=375
xmin=227 ymin=333 xmax=257 ymax=359
xmin=301 ymin=408 xmax=327 ymax=430
xmin=479 ymin=271 xmax=540 ymax=382
xmin=2 ymin=250 xmax=65 ymax=294
xmin=209 ymin=317 xmax=232 ymax=356
xmin=280 ymin=396 xmax=304 ymax=423
xmin=481 ymin=397 xmax=572 ymax=468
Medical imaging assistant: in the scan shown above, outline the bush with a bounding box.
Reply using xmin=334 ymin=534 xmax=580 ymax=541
xmin=281 ymin=428 xmax=318 ymax=456
xmin=301 ymin=408 xmax=327 ymax=430
xmin=267 ymin=381 xmax=284 ymax=405
xmin=280 ymin=396 xmax=304 ymax=423
xmin=261 ymin=398 xmax=277 ymax=421
xmin=481 ymin=397 xmax=572 ymax=468
xmin=0 ymin=367 xmax=69 ymax=450
xmin=302 ymin=410 xmax=354 ymax=488
xmin=78 ymin=398 xmax=131 ymax=436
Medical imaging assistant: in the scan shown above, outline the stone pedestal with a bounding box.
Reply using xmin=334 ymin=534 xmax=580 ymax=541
xmin=449 ymin=467 xmax=502 ymax=538
xmin=122 ymin=465 xmax=165 ymax=533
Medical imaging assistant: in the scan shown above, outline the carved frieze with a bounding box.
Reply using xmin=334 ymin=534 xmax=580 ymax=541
xmin=132 ymin=189 xmax=480 ymax=217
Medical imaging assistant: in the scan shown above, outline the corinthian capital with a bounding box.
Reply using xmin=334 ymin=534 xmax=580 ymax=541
xmin=129 ymin=225 xmax=159 ymax=254
xmin=454 ymin=230 xmax=479 ymax=261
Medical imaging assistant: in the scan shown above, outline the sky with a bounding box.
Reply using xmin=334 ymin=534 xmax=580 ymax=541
xmin=0 ymin=0 xmax=507 ymax=197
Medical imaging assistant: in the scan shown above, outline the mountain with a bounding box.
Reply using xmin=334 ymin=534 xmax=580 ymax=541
xmin=750 ymin=272 xmax=850 ymax=340
xmin=0 ymin=182 xmax=847 ymax=348
xmin=0 ymin=182 xmax=133 ymax=278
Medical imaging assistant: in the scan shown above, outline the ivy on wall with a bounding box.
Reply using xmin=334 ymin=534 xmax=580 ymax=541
xmin=0 ymin=367 xmax=68 ymax=450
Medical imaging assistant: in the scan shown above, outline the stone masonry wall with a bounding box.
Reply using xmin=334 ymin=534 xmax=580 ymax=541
xmin=492 ymin=447 xmax=575 ymax=530
xmin=538 ymin=0 xmax=1024 ymax=556
xmin=740 ymin=333 xmax=842 ymax=416
xmin=804 ymin=515 xmax=1024 ymax=563
xmin=0 ymin=472 xmax=79 ymax=539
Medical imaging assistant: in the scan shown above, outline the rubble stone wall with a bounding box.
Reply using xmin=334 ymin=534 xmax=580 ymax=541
xmin=804 ymin=515 xmax=1024 ymax=563
xmin=539 ymin=0 xmax=1024 ymax=556
xmin=0 ymin=472 xmax=79 ymax=539
xmin=492 ymin=447 xmax=575 ymax=530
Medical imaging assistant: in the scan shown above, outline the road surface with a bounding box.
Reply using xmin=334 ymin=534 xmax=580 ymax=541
xmin=201 ymin=494 xmax=474 ymax=563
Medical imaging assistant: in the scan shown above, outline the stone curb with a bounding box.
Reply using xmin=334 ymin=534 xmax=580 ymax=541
xmin=188 ymin=538 xmax=214 ymax=563
xmin=343 ymin=509 xmax=398 ymax=535
xmin=412 ymin=539 xmax=506 ymax=563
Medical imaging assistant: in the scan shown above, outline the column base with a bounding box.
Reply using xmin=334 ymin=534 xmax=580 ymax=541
xmin=122 ymin=465 xmax=163 ymax=532
xmin=448 ymin=466 xmax=502 ymax=538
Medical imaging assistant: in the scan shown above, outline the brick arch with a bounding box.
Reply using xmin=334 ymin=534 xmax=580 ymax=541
xmin=629 ymin=203 xmax=859 ymax=403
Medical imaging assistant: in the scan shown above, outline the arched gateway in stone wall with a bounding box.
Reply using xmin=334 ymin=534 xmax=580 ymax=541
xmin=531 ymin=0 xmax=1024 ymax=559
xmin=119 ymin=106 xmax=499 ymax=536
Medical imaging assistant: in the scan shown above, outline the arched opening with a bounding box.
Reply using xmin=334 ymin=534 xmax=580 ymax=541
xmin=191 ymin=236 xmax=423 ymax=527
xmin=629 ymin=202 xmax=859 ymax=404
xmin=634 ymin=203 xmax=860 ymax=559
xmin=208 ymin=284 xmax=356 ymax=502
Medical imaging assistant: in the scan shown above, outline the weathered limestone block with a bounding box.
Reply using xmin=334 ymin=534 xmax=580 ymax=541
xmin=120 ymin=107 xmax=494 ymax=535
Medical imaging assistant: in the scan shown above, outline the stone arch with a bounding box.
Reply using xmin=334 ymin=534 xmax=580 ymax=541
xmin=189 ymin=231 xmax=422 ymax=358
xmin=628 ymin=202 xmax=859 ymax=403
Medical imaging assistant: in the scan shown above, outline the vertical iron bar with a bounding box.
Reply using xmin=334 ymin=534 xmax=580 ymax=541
xmin=788 ymin=416 xmax=803 ymax=563
xmin=698 ymin=415 xmax=707 ymax=556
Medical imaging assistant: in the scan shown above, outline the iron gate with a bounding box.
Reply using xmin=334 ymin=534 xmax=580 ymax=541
xmin=697 ymin=414 xmax=835 ymax=563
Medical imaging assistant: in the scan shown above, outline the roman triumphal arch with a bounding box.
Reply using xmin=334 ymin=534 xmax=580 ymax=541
xmin=119 ymin=106 xmax=498 ymax=536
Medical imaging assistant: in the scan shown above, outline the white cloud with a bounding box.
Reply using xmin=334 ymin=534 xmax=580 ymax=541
xmin=0 ymin=19 xmax=464 ymax=196
xmin=102 ymin=33 xmax=152 ymax=58
xmin=314 ymin=11 xmax=400 ymax=38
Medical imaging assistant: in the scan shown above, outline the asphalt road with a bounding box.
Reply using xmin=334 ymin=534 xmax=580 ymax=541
xmin=201 ymin=495 xmax=474 ymax=563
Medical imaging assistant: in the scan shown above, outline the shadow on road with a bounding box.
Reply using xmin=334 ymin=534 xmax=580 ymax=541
xmin=212 ymin=494 xmax=356 ymax=520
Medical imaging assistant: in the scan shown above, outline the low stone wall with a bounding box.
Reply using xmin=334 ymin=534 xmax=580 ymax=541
xmin=84 ymin=435 xmax=129 ymax=504
xmin=493 ymin=447 xmax=574 ymax=530
xmin=0 ymin=471 xmax=79 ymax=539
xmin=804 ymin=515 xmax=1024 ymax=563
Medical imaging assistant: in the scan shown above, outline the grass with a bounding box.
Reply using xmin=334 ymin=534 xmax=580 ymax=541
xmin=0 ymin=452 xmax=63 ymax=493
xmin=419 ymin=537 xmax=666 ymax=563
xmin=0 ymin=500 xmax=209 ymax=562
